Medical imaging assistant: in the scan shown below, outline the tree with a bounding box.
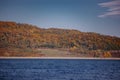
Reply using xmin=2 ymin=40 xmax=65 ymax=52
xmin=104 ymin=51 xmax=112 ymax=58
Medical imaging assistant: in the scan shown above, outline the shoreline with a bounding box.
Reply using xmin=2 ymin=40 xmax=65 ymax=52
xmin=0 ymin=57 xmax=120 ymax=60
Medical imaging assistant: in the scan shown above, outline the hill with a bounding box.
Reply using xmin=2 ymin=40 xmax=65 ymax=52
xmin=0 ymin=21 xmax=120 ymax=57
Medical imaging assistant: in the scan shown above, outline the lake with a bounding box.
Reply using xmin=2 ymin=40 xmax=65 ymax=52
xmin=0 ymin=59 xmax=120 ymax=80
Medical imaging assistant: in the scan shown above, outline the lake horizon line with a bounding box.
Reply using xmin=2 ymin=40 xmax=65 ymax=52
xmin=0 ymin=57 xmax=120 ymax=60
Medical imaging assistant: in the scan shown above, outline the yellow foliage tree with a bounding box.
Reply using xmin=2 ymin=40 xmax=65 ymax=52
xmin=104 ymin=51 xmax=112 ymax=58
xmin=70 ymin=46 xmax=77 ymax=52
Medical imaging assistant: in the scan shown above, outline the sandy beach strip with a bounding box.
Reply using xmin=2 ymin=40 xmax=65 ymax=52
xmin=0 ymin=57 xmax=120 ymax=60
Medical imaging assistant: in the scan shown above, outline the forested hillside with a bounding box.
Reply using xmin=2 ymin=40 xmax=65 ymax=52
xmin=0 ymin=21 xmax=120 ymax=57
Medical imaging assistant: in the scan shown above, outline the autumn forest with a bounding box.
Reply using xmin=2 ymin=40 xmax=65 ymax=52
xmin=0 ymin=21 xmax=120 ymax=57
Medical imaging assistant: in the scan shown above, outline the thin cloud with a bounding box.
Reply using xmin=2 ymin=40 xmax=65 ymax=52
xmin=98 ymin=0 xmax=120 ymax=18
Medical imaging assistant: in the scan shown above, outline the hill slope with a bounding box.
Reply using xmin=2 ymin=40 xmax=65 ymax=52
xmin=0 ymin=21 xmax=120 ymax=57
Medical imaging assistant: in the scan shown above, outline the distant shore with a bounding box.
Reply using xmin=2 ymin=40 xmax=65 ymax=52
xmin=0 ymin=57 xmax=120 ymax=60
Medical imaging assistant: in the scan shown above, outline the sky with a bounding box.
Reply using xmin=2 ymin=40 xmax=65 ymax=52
xmin=0 ymin=0 xmax=120 ymax=37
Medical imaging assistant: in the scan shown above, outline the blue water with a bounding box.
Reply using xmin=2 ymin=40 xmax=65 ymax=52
xmin=0 ymin=59 xmax=120 ymax=80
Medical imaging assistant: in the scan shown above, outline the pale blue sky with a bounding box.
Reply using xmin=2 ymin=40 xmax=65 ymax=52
xmin=0 ymin=0 xmax=120 ymax=37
